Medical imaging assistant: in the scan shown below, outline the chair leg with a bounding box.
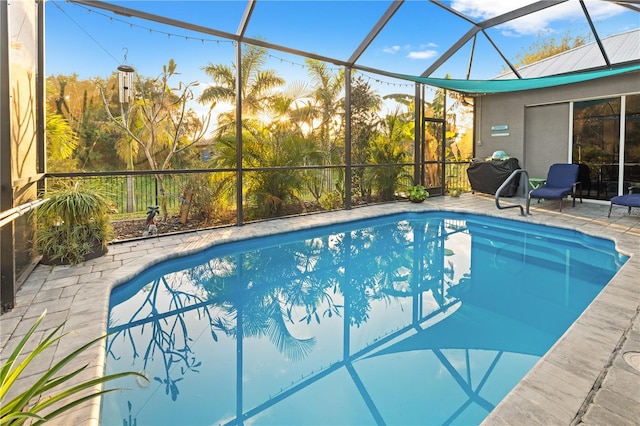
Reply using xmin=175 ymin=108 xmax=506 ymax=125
xmin=571 ymin=192 xmax=580 ymax=206
xmin=607 ymin=204 xmax=633 ymax=217
xmin=559 ymin=198 xmax=563 ymax=212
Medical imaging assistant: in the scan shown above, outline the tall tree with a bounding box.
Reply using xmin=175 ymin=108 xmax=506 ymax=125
xmin=512 ymin=31 xmax=588 ymax=69
xmin=47 ymin=74 xmax=121 ymax=171
xmin=306 ymin=59 xmax=345 ymax=151
xmin=199 ymin=44 xmax=285 ymax=136
xmin=350 ymin=75 xmax=381 ymax=200
xmin=101 ymin=60 xmax=212 ymax=219
xmin=367 ymin=97 xmax=415 ymax=201
xmin=305 ymin=59 xmax=345 ymax=200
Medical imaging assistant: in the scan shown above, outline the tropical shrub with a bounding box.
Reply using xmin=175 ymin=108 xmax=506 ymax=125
xmin=319 ymin=190 xmax=343 ymax=211
xmin=244 ymin=135 xmax=319 ymax=219
xmin=183 ymin=172 xmax=235 ymax=225
xmin=368 ymin=139 xmax=411 ymax=201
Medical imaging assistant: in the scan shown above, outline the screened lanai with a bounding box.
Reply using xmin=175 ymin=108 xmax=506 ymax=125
xmin=2 ymin=1 xmax=640 ymax=311
xmin=49 ymin=1 xmax=640 ymax=81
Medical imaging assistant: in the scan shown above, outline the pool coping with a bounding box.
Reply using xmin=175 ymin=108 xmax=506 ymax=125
xmin=1 ymin=195 xmax=638 ymax=425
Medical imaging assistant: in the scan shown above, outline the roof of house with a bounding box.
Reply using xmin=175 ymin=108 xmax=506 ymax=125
xmin=495 ymin=28 xmax=640 ymax=80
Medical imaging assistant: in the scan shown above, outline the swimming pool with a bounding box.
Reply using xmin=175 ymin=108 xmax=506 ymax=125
xmin=101 ymin=212 xmax=628 ymax=425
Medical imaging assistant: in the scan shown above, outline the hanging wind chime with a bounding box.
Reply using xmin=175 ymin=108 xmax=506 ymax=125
xmin=117 ymin=48 xmax=135 ymax=104
xmin=117 ymin=49 xmax=138 ymax=215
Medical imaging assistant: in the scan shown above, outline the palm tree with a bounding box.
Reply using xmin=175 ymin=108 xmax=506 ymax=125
xmin=45 ymin=108 xmax=78 ymax=172
xmin=368 ymin=106 xmax=414 ymax=200
xmin=265 ymin=81 xmax=313 ymax=137
xmin=243 ymin=130 xmax=322 ymax=218
xmin=305 ymin=59 xmax=346 ymax=200
xmin=306 ymin=59 xmax=345 ymax=149
xmin=199 ymin=44 xmax=285 ymax=136
xmin=203 ymin=51 xmax=335 ymax=217
xmin=375 ymin=96 xmax=416 ymax=188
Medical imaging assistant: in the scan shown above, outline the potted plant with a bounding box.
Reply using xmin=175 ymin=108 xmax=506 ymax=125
xmin=34 ymin=181 xmax=114 ymax=265
xmin=408 ymin=185 xmax=429 ymax=203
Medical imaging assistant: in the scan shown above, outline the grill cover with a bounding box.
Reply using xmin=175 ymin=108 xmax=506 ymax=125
xmin=467 ymin=158 xmax=520 ymax=196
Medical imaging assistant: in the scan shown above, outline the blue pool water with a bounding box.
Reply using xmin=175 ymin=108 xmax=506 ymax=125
xmin=101 ymin=212 xmax=628 ymax=426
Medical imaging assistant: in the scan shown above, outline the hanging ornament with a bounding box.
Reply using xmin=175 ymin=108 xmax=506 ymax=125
xmin=117 ymin=48 xmax=135 ymax=104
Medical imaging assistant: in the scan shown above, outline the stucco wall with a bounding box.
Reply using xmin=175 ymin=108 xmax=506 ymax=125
xmin=524 ymin=103 xmax=570 ymax=179
xmin=475 ymin=71 xmax=640 ymax=176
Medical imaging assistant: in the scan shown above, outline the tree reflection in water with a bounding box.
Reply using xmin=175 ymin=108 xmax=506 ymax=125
xmin=107 ymin=274 xmax=228 ymax=401
xmin=105 ymin=216 xmax=469 ymax=425
xmin=102 ymin=213 xmax=626 ymax=425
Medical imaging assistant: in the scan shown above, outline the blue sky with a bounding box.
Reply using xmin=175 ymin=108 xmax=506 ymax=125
xmin=45 ymin=0 xmax=639 ymax=93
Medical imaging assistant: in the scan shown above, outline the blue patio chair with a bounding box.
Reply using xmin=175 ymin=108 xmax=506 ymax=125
xmin=608 ymin=187 xmax=640 ymax=217
xmin=528 ymin=163 xmax=581 ymax=212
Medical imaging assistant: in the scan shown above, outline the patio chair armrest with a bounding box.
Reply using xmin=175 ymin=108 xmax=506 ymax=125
xmin=572 ymin=181 xmax=581 ymax=194
xmin=572 ymin=181 xmax=582 ymax=205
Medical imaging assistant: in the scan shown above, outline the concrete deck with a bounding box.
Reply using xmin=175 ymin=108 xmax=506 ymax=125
xmin=1 ymin=193 xmax=638 ymax=425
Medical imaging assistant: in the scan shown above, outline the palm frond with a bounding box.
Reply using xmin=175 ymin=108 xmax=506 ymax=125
xmin=0 ymin=311 xmax=146 ymax=425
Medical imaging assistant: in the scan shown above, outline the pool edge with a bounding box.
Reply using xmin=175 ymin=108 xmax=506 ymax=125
xmin=3 ymin=196 xmax=638 ymax=426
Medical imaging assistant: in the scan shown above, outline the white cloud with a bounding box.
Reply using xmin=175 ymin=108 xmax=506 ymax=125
xmin=383 ymin=45 xmax=401 ymax=54
xmin=450 ymin=0 xmax=518 ymax=20
xmin=450 ymin=0 xmax=626 ymax=36
xmin=407 ymin=50 xmax=438 ymax=60
xmin=383 ymin=44 xmax=438 ymax=59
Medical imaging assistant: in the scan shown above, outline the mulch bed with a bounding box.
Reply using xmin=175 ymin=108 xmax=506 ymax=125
xmin=110 ymin=215 xmax=214 ymax=241
xmin=109 ymin=199 xmax=392 ymax=242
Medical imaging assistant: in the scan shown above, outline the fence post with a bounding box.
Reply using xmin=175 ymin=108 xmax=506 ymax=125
xmin=180 ymin=191 xmax=192 ymax=224
xmin=126 ymin=175 xmax=136 ymax=213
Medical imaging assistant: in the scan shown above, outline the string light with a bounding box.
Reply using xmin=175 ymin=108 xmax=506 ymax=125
xmin=262 ymin=52 xmax=414 ymax=90
xmin=67 ymin=1 xmax=235 ymax=48
xmin=62 ymin=0 xmax=416 ymax=90
xmin=358 ymin=71 xmax=415 ymax=90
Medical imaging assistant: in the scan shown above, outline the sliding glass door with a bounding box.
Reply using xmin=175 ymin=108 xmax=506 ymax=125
xmin=572 ymin=94 xmax=640 ymax=199
xmin=623 ymin=95 xmax=640 ymax=193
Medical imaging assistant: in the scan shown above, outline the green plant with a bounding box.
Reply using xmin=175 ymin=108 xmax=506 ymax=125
xmin=241 ymin=134 xmax=318 ymax=219
xmin=368 ymin=139 xmax=411 ymax=201
xmin=408 ymin=185 xmax=429 ymax=202
xmin=184 ymin=173 xmax=235 ymax=224
xmin=319 ymin=190 xmax=343 ymax=210
xmin=34 ymin=181 xmax=114 ymax=265
xmin=449 ymin=187 xmax=463 ymax=197
xmin=0 ymin=311 xmax=145 ymax=425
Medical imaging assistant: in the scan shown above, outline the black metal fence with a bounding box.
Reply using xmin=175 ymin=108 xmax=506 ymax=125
xmin=46 ymin=170 xmax=227 ymax=215
xmin=46 ymin=162 xmax=471 ymax=228
xmin=74 ymin=174 xmax=190 ymax=214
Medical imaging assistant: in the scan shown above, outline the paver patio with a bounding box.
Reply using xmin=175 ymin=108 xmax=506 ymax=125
xmin=1 ymin=193 xmax=638 ymax=425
